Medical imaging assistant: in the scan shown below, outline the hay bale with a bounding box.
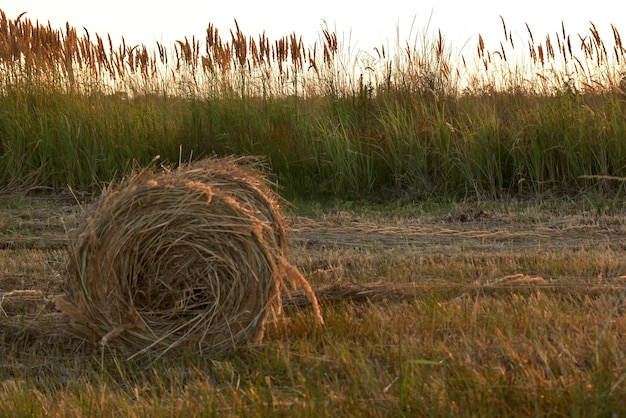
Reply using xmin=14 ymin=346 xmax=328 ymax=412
xmin=174 ymin=157 xmax=287 ymax=251
xmin=57 ymin=157 xmax=321 ymax=359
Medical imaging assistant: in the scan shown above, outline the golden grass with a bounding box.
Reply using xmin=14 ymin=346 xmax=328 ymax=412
xmin=0 ymin=9 xmax=339 ymax=97
xmin=2 ymin=8 xmax=624 ymax=98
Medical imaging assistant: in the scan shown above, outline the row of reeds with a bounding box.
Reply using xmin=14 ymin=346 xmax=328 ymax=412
xmin=0 ymin=10 xmax=343 ymax=97
xmin=469 ymin=17 xmax=626 ymax=93
xmin=1 ymin=9 xmax=626 ymax=200
xmin=2 ymin=10 xmax=625 ymax=97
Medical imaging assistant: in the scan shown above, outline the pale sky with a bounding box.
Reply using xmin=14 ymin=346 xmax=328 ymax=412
xmin=2 ymin=1 xmax=624 ymax=58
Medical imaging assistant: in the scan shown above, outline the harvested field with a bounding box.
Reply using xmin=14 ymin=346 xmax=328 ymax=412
xmin=1 ymin=193 xmax=626 ymax=415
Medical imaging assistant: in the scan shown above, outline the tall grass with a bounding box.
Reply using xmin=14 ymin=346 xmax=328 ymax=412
xmin=1 ymin=9 xmax=625 ymax=200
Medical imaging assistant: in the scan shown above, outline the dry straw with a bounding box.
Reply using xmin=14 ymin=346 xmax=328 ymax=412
xmin=56 ymin=156 xmax=322 ymax=359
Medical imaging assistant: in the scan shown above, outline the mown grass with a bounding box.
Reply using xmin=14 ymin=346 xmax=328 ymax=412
xmin=1 ymin=196 xmax=626 ymax=416
xmin=3 ymin=265 xmax=626 ymax=417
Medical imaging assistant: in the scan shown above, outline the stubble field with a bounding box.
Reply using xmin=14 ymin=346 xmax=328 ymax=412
xmin=1 ymin=193 xmax=626 ymax=416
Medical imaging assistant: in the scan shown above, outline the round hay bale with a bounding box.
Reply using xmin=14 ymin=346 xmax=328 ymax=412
xmin=58 ymin=157 xmax=321 ymax=359
xmin=174 ymin=156 xmax=287 ymax=251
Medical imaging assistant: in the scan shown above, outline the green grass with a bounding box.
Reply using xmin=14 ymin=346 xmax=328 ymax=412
xmin=2 ymin=88 xmax=625 ymax=202
xmin=1 ymin=11 xmax=626 ymax=201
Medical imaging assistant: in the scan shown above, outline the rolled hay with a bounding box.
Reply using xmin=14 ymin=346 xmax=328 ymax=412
xmin=56 ymin=156 xmax=322 ymax=359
